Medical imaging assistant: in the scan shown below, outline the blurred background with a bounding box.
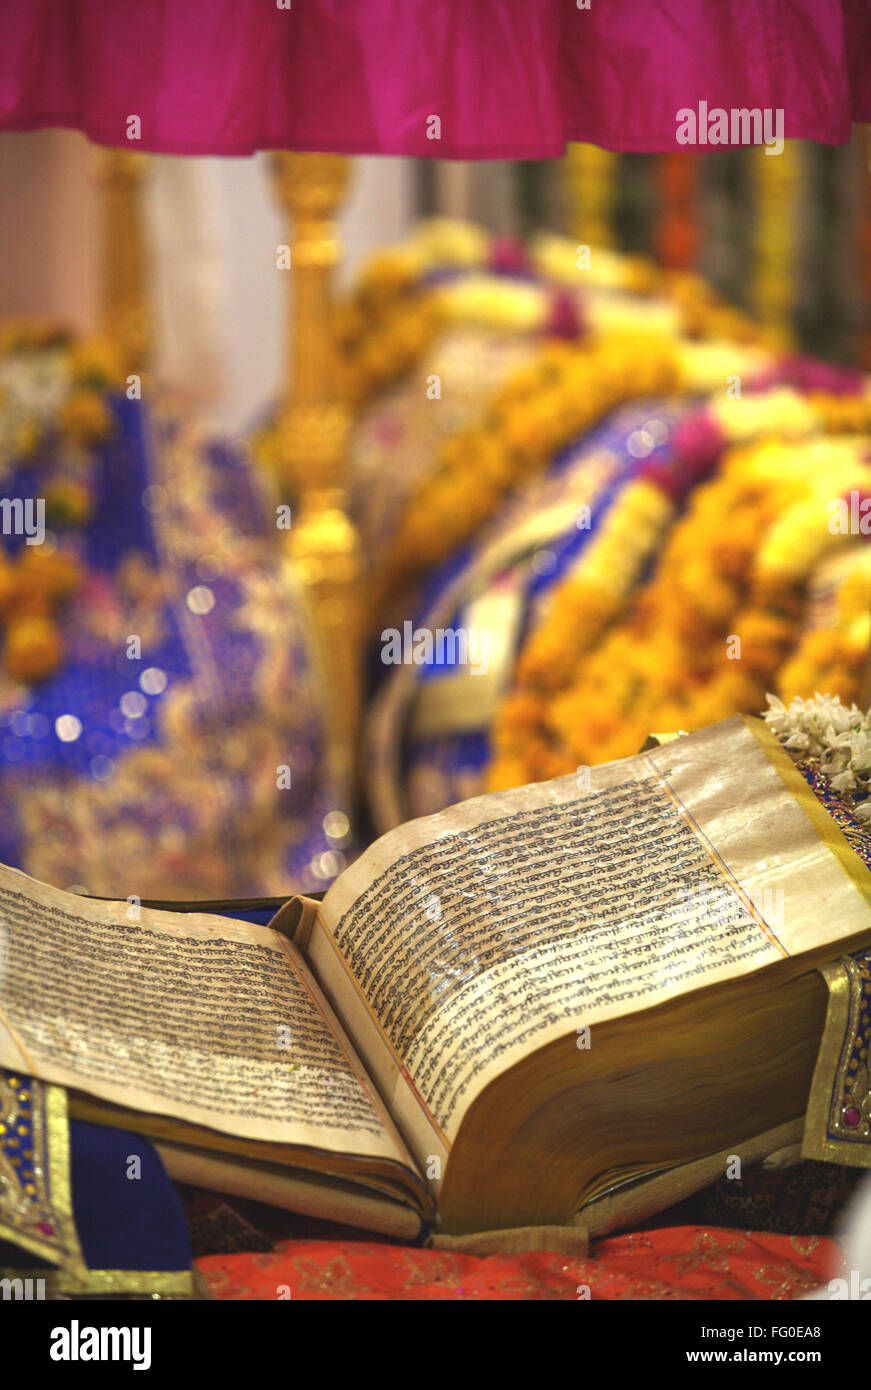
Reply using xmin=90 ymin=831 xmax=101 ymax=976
xmin=2 ymin=127 xmax=871 ymax=900
xmin=3 ymin=132 xmax=870 ymax=434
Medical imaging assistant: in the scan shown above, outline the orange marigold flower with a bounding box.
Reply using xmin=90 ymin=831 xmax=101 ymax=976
xmin=3 ymin=614 xmax=63 ymax=684
xmin=59 ymin=389 xmax=112 ymax=444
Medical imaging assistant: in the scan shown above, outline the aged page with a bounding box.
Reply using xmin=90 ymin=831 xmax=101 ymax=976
xmin=313 ymin=714 xmax=871 ymax=1170
xmin=0 ymin=863 xmax=412 ymax=1166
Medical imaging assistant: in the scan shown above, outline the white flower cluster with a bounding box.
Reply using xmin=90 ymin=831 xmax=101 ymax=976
xmin=0 ymin=347 xmax=69 ymax=475
xmin=764 ymin=693 xmax=871 ymax=818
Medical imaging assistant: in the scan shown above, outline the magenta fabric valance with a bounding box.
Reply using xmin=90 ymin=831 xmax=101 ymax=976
xmin=1 ymin=0 xmax=870 ymax=159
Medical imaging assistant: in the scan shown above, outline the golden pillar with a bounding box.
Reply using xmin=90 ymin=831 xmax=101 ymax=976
xmin=93 ymin=148 xmax=152 ymax=375
xmin=752 ymin=140 xmax=798 ymax=349
xmin=565 ymin=142 xmax=617 ymax=250
xmin=271 ymin=153 xmax=362 ymax=801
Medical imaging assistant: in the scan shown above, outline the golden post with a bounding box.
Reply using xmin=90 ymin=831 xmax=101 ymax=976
xmin=271 ymin=153 xmax=362 ymax=802
xmin=565 ymin=142 xmax=617 ymax=250
xmin=93 ymin=148 xmax=152 ymax=376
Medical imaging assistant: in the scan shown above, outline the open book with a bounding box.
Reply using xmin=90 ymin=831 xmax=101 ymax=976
xmin=2 ymin=714 xmax=870 ymax=1241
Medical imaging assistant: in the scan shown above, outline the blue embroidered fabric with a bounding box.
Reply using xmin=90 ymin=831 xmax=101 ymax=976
xmin=0 ymin=397 xmax=349 ymax=899
xmin=376 ymin=398 xmax=690 ymax=815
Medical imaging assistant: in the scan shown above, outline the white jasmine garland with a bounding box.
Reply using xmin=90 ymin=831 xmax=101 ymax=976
xmin=763 ymin=693 xmax=871 ymax=818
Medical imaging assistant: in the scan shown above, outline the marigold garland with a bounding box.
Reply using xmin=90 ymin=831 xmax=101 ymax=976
xmin=367 ymin=244 xmax=792 ymax=614
xmin=487 ymin=427 xmax=871 ymax=789
xmin=777 ymin=547 xmax=871 ymax=706
xmin=371 ymin=334 xmax=684 ymax=619
xmin=0 ymin=323 xmax=123 ymax=684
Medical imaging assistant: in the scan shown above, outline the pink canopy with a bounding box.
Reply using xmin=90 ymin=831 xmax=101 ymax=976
xmin=1 ymin=0 xmax=870 ymax=158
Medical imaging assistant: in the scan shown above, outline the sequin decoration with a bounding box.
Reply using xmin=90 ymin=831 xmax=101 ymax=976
xmin=790 ymin=759 xmax=871 ymax=1165
xmin=796 ymin=759 xmax=871 ymax=873
xmin=803 ymin=951 xmax=871 ymax=1165
xmin=0 ymin=1065 xmax=80 ymax=1265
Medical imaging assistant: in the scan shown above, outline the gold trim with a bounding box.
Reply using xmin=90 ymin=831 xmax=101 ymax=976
xmin=741 ymin=715 xmax=871 ymax=1167
xmin=0 ymin=1076 xmax=84 ymax=1271
xmin=803 ymin=955 xmax=871 ymax=1166
xmin=0 ymin=1265 xmax=199 ymax=1298
xmin=43 ymin=1082 xmax=85 ymax=1275
xmin=45 ymin=1267 xmax=198 ymax=1297
xmin=1 ymin=1076 xmax=199 ymax=1296
xmin=742 ymin=714 xmax=871 ymax=913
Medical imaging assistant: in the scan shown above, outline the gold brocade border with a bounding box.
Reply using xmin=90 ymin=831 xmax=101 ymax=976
xmin=802 ymin=955 xmax=871 ymax=1166
xmin=742 ymin=714 xmax=871 ymax=917
xmin=0 ymin=1077 xmax=83 ymax=1270
xmin=742 ymin=715 xmax=871 ymax=1167
xmin=1 ymin=1075 xmax=200 ymax=1298
xmin=42 ymin=1264 xmax=198 ymax=1298
xmin=0 ymin=1266 xmax=199 ymax=1298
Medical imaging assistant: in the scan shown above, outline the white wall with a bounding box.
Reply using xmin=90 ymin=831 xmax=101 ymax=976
xmin=200 ymin=153 xmax=415 ymax=435
xmin=0 ymin=133 xmax=416 ymax=436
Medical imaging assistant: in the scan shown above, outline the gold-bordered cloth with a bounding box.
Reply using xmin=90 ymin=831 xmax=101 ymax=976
xmin=0 ymin=1066 xmax=198 ymax=1298
xmin=803 ymin=951 xmax=871 ymax=1167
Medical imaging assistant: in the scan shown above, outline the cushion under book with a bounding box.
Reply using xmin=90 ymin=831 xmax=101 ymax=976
xmin=1 ymin=714 xmax=869 ymax=1239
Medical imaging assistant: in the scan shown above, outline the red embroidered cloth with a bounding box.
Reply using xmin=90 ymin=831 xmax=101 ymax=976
xmin=196 ymin=1226 xmax=842 ymax=1301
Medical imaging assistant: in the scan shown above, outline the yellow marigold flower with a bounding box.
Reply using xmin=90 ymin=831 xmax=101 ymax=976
xmin=494 ymin=692 xmax=546 ymax=734
xmin=734 ymin=611 xmax=796 ymax=674
xmin=708 ymin=518 xmax=766 ymax=579
xmin=3 ymin=614 xmax=63 ymax=685
xmin=355 ymin=251 xmax=419 ymax=301
xmin=0 ymin=552 xmax=19 ymax=614
xmin=845 ymin=613 xmax=870 ymax=650
xmin=708 ymin=668 xmax=768 ymax=712
xmin=682 ymin=568 xmax=739 ymax=629
xmin=45 ymin=479 xmax=92 ymax=528
xmin=68 ymin=337 xmax=124 ymax=388
xmin=19 ymin=547 xmax=81 ymax=602
xmin=59 ymin=389 xmax=113 ymax=444
xmin=486 ymin=756 xmax=532 ymax=793
xmin=435 ymin=275 xmax=545 ymax=331
xmin=0 ymin=319 xmax=53 ymax=356
xmin=13 ymin=418 xmax=42 ymax=458
xmin=414 ymin=219 xmax=489 ymax=268
xmin=623 ymin=256 xmax=662 ymax=295
xmin=358 ymin=334 xmax=407 ymax=384
xmin=516 ymin=630 xmax=582 ymax=693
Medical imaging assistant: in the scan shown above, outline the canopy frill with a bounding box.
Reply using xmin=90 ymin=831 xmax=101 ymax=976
xmin=0 ymin=0 xmax=870 ymax=159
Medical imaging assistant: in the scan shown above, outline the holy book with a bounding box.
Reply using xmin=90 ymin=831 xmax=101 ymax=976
xmin=1 ymin=714 xmax=869 ymax=1240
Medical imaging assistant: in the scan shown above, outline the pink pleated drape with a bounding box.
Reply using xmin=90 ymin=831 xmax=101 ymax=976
xmin=0 ymin=0 xmax=869 ymax=157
